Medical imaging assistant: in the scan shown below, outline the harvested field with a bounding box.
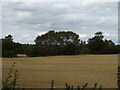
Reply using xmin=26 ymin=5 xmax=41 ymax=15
xmin=2 ymin=55 xmax=118 ymax=88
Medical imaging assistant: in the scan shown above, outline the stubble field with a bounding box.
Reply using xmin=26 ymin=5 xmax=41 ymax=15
xmin=2 ymin=55 xmax=118 ymax=88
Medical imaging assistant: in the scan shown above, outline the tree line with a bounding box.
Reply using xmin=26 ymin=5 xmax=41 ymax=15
xmin=1 ymin=30 xmax=120 ymax=57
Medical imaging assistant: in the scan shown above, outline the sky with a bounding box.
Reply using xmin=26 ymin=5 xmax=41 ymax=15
xmin=1 ymin=1 xmax=118 ymax=44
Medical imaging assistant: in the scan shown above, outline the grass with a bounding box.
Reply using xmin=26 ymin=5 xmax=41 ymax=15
xmin=2 ymin=54 xmax=118 ymax=88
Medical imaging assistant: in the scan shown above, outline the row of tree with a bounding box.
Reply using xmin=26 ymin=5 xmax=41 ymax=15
xmin=1 ymin=35 xmax=28 ymax=57
xmin=1 ymin=31 xmax=119 ymax=57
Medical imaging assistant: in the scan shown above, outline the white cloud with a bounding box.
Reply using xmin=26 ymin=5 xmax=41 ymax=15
xmin=79 ymin=34 xmax=88 ymax=38
xmin=2 ymin=2 xmax=118 ymax=44
xmin=103 ymin=32 xmax=110 ymax=36
xmin=37 ymin=31 xmax=46 ymax=36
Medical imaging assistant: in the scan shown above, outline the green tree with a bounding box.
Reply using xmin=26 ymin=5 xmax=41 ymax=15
xmin=34 ymin=30 xmax=80 ymax=56
xmin=79 ymin=41 xmax=89 ymax=54
xmin=88 ymin=32 xmax=104 ymax=54
xmin=88 ymin=32 xmax=118 ymax=54
xmin=2 ymin=35 xmax=17 ymax=57
xmin=100 ymin=39 xmax=118 ymax=54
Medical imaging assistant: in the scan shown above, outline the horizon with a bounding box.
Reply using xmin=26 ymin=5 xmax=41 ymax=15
xmin=1 ymin=30 xmax=119 ymax=45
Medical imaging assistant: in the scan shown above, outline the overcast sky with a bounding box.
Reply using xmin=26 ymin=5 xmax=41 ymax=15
xmin=1 ymin=1 xmax=118 ymax=44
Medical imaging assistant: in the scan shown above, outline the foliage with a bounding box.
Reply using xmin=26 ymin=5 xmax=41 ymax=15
xmin=2 ymin=35 xmax=17 ymax=57
xmin=34 ymin=30 xmax=80 ymax=56
xmin=88 ymin=31 xmax=118 ymax=54
xmin=1 ymin=35 xmax=33 ymax=57
xmin=1 ymin=31 xmax=119 ymax=57
xmin=2 ymin=62 xmax=19 ymax=90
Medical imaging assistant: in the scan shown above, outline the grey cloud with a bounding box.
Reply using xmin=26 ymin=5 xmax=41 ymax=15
xmin=2 ymin=2 xmax=118 ymax=44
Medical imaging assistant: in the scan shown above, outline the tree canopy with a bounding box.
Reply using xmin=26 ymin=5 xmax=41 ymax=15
xmin=87 ymin=32 xmax=118 ymax=54
xmin=32 ymin=31 xmax=80 ymax=56
xmin=2 ymin=35 xmax=16 ymax=57
xmin=1 ymin=31 xmax=119 ymax=57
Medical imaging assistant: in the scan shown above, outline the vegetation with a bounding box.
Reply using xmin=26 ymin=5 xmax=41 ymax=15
xmin=32 ymin=31 xmax=80 ymax=56
xmin=50 ymin=80 xmax=103 ymax=90
xmin=2 ymin=62 xmax=19 ymax=89
xmin=1 ymin=35 xmax=33 ymax=57
xmin=1 ymin=30 xmax=119 ymax=57
xmin=88 ymin=32 xmax=118 ymax=54
xmin=2 ymin=35 xmax=17 ymax=57
xmin=1 ymin=30 xmax=118 ymax=89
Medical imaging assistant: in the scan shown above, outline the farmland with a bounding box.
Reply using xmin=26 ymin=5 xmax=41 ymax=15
xmin=2 ymin=54 xmax=118 ymax=88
